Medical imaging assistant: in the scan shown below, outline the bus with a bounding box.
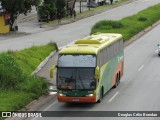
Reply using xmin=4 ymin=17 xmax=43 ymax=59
xmin=50 ymin=33 xmax=124 ymax=103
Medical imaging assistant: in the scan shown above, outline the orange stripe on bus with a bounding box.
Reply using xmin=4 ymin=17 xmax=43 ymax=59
xmin=112 ymin=61 xmax=124 ymax=86
xmin=57 ymin=94 xmax=97 ymax=103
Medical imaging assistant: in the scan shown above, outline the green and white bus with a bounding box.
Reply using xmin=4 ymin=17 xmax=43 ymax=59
xmin=50 ymin=33 xmax=124 ymax=103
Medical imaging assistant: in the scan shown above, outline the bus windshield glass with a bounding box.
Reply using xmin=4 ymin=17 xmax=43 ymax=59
xmin=58 ymin=54 xmax=96 ymax=67
xmin=57 ymin=68 xmax=96 ymax=90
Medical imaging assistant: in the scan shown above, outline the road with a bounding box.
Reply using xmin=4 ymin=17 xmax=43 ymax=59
xmin=3 ymin=0 xmax=160 ymax=119
xmin=30 ymin=18 xmax=160 ymax=120
xmin=35 ymin=0 xmax=160 ymax=120
xmin=0 ymin=0 xmax=160 ymax=51
xmin=16 ymin=2 xmax=89 ymax=34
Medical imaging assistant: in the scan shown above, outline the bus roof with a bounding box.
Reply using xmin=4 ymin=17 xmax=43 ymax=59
xmin=59 ymin=33 xmax=122 ymax=54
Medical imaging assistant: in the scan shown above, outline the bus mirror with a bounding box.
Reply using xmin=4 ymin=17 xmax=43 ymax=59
xmin=95 ymin=66 xmax=99 ymax=80
xmin=50 ymin=65 xmax=56 ymax=78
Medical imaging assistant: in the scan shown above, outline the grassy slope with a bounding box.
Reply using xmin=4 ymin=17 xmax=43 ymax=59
xmin=0 ymin=43 xmax=57 ymax=114
xmin=11 ymin=43 xmax=57 ymax=75
xmin=91 ymin=3 xmax=160 ymax=40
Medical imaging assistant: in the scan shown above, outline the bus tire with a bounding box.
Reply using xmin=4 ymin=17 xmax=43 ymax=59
xmin=97 ymin=87 xmax=103 ymax=103
xmin=113 ymin=75 xmax=119 ymax=88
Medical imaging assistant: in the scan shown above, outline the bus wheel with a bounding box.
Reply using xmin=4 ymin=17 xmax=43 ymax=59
xmin=97 ymin=88 xmax=103 ymax=103
xmin=113 ymin=75 xmax=119 ymax=88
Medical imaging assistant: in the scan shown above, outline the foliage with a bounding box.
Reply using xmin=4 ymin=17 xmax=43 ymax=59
xmin=38 ymin=0 xmax=66 ymax=21
xmin=91 ymin=3 xmax=160 ymax=40
xmin=38 ymin=0 xmax=56 ymax=20
xmin=0 ymin=91 xmax=34 ymax=111
xmin=138 ymin=16 xmax=147 ymax=22
xmin=56 ymin=0 xmax=66 ymax=17
xmin=0 ymin=53 xmax=25 ymax=89
xmin=11 ymin=42 xmax=57 ymax=75
xmin=0 ymin=0 xmax=42 ymax=29
xmin=0 ymin=43 xmax=58 ymax=112
xmin=16 ymin=76 xmax=48 ymax=97
xmin=93 ymin=20 xmax=123 ymax=30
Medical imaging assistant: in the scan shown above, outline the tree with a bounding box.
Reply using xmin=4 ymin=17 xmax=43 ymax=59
xmin=38 ymin=0 xmax=66 ymax=22
xmin=0 ymin=0 xmax=41 ymax=30
xmin=38 ymin=0 xmax=56 ymax=21
xmin=110 ymin=0 xmax=113 ymax=4
xmin=56 ymin=0 xmax=66 ymax=17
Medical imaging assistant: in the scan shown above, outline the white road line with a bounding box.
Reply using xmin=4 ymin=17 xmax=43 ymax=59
xmin=138 ymin=65 xmax=144 ymax=71
xmin=155 ymin=49 xmax=158 ymax=53
xmin=108 ymin=92 xmax=119 ymax=103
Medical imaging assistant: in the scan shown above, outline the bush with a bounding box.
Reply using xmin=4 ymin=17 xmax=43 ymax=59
xmin=0 ymin=53 xmax=25 ymax=89
xmin=138 ymin=17 xmax=147 ymax=22
xmin=92 ymin=20 xmax=123 ymax=30
xmin=0 ymin=43 xmax=56 ymax=112
xmin=16 ymin=76 xmax=48 ymax=97
xmin=91 ymin=3 xmax=160 ymax=40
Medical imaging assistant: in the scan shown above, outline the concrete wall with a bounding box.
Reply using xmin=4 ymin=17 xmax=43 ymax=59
xmin=0 ymin=16 xmax=10 ymax=34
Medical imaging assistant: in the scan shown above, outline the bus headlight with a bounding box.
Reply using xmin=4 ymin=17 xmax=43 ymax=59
xmin=86 ymin=94 xmax=94 ymax=97
xmin=59 ymin=93 xmax=66 ymax=96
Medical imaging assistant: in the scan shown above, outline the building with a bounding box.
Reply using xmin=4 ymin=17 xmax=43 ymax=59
xmin=0 ymin=12 xmax=11 ymax=34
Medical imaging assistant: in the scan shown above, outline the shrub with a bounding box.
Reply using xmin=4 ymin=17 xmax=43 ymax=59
xmin=0 ymin=53 xmax=25 ymax=89
xmin=91 ymin=3 xmax=160 ymax=40
xmin=92 ymin=20 xmax=123 ymax=29
xmin=16 ymin=76 xmax=48 ymax=97
xmin=138 ymin=17 xmax=147 ymax=22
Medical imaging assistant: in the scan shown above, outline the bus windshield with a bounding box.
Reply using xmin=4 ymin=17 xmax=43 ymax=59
xmin=57 ymin=68 xmax=96 ymax=90
xmin=58 ymin=54 xmax=96 ymax=67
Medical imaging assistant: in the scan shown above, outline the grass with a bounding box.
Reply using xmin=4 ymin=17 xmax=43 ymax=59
xmin=91 ymin=3 xmax=160 ymax=41
xmin=0 ymin=91 xmax=34 ymax=111
xmin=0 ymin=43 xmax=57 ymax=119
xmin=10 ymin=42 xmax=58 ymax=75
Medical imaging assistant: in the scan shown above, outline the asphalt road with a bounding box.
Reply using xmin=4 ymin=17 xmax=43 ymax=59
xmin=17 ymin=2 xmax=89 ymax=34
xmin=30 ymin=18 xmax=160 ymax=120
xmin=0 ymin=0 xmax=160 ymax=51
xmin=3 ymin=0 xmax=160 ymax=120
xmin=35 ymin=1 xmax=160 ymax=120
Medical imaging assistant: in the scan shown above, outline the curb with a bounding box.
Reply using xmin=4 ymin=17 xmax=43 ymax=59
xmin=124 ymin=20 xmax=160 ymax=47
xmin=31 ymin=51 xmax=56 ymax=75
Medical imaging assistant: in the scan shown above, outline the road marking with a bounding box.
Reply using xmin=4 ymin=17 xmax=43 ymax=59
xmin=155 ymin=49 xmax=158 ymax=53
xmin=108 ymin=92 xmax=119 ymax=102
xmin=138 ymin=65 xmax=144 ymax=71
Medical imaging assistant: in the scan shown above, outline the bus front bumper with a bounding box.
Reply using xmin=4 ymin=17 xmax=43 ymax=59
xmin=57 ymin=94 xmax=97 ymax=103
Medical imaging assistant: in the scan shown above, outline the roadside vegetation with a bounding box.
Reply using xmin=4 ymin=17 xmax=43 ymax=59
xmin=45 ymin=0 xmax=130 ymax=25
xmin=0 ymin=43 xmax=57 ymax=118
xmin=91 ymin=3 xmax=160 ymax=41
xmin=10 ymin=42 xmax=58 ymax=75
